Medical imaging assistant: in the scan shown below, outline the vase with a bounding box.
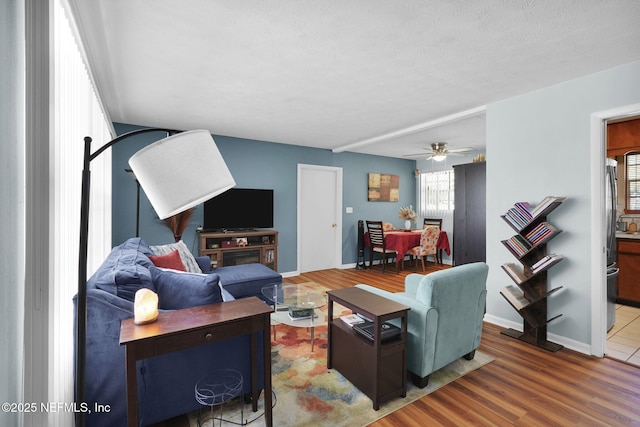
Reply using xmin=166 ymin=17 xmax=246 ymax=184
xmin=404 ymin=220 xmax=411 ymax=229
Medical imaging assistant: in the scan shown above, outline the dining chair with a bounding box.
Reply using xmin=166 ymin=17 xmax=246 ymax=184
xmin=423 ymin=218 xmax=443 ymax=229
xmin=406 ymin=225 xmax=440 ymax=271
xmin=423 ymin=218 xmax=443 ymax=263
xmin=366 ymin=220 xmax=397 ymax=273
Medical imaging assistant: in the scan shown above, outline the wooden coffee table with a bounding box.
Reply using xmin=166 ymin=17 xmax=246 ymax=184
xmin=326 ymin=287 xmax=409 ymax=410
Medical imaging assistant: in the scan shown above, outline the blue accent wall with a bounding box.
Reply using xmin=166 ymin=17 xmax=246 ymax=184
xmin=112 ymin=123 xmax=416 ymax=273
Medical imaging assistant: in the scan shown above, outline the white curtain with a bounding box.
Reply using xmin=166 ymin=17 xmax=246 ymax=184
xmin=1 ymin=1 xmax=25 ymax=426
xmin=49 ymin=1 xmax=113 ymax=425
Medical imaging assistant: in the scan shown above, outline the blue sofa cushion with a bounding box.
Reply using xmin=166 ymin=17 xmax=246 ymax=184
xmin=88 ymin=238 xmax=155 ymax=301
xmin=215 ymin=263 xmax=282 ymax=302
xmin=150 ymin=266 xmax=223 ymax=309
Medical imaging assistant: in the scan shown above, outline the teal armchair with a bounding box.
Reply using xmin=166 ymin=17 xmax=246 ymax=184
xmin=356 ymin=262 xmax=488 ymax=388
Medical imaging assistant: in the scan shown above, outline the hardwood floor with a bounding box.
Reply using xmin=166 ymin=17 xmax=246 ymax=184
xmin=155 ymin=264 xmax=640 ymax=426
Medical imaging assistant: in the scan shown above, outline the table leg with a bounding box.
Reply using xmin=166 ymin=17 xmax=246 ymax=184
xmin=124 ymin=347 xmax=138 ymax=427
xmin=250 ymin=332 xmax=259 ymax=412
xmin=311 ymin=326 xmax=315 ymax=352
xmin=327 ymin=298 xmax=333 ymax=369
xmin=263 ymin=315 xmax=273 ymax=427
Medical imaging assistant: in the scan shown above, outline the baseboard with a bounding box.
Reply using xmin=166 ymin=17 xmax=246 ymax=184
xmin=482 ymin=315 xmax=592 ymax=356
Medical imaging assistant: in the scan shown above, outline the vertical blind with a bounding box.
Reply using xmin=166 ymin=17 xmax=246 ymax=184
xmin=50 ymin=1 xmax=113 ymax=425
xmin=418 ymin=170 xmax=455 ymax=218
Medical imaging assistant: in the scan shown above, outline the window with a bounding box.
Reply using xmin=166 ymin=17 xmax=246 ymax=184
xmin=418 ymin=170 xmax=455 ymax=217
xmin=626 ymin=152 xmax=640 ymax=212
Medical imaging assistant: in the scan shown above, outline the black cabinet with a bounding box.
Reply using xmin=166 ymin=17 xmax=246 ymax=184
xmin=453 ymin=162 xmax=486 ymax=266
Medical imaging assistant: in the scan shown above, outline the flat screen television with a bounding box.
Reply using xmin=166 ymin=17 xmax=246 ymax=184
xmin=203 ymin=188 xmax=274 ymax=231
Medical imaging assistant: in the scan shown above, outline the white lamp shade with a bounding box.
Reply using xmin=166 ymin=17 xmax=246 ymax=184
xmin=128 ymin=130 xmax=236 ymax=219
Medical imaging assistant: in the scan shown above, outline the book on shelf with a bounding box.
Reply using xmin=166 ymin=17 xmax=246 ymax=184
xmin=531 ymin=254 xmax=563 ymax=273
xmin=503 ymin=202 xmax=534 ymax=230
xmin=525 ymin=222 xmax=557 ymax=245
xmin=503 ymin=235 xmax=532 ymax=256
xmin=500 ymin=285 xmax=530 ymax=310
xmin=514 ymin=202 xmax=533 ymax=220
xmin=502 ymin=262 xmax=527 ymax=283
xmin=340 ymin=313 xmax=365 ymax=328
xmin=530 ymin=196 xmax=566 ymax=218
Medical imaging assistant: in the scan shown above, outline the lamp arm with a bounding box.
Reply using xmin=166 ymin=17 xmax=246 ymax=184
xmin=88 ymin=127 xmax=180 ymax=161
xmin=75 ymin=127 xmax=179 ymax=427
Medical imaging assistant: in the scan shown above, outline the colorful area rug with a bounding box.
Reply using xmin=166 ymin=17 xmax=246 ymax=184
xmin=189 ymin=283 xmax=493 ymax=427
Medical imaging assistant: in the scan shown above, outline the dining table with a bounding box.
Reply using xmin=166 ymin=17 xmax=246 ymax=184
xmin=365 ymin=229 xmax=450 ymax=269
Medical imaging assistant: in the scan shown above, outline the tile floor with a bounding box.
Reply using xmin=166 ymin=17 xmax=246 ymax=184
xmin=606 ymin=304 xmax=640 ymax=367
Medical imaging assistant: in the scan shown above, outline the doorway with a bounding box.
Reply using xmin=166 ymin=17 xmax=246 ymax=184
xmin=297 ymin=164 xmax=343 ymax=273
xmin=591 ymin=103 xmax=640 ymax=358
xmin=604 ymin=114 xmax=640 ymax=367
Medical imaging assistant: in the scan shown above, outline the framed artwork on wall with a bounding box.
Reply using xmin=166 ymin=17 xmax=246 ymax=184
xmin=368 ymin=173 xmax=399 ymax=202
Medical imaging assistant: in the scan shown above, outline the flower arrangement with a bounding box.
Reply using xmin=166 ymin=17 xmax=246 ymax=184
xmin=398 ymin=205 xmax=417 ymax=222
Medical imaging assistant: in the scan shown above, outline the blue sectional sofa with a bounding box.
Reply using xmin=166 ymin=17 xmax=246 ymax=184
xmin=74 ymin=237 xmax=281 ymax=426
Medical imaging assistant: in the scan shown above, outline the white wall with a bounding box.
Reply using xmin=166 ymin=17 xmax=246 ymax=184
xmin=485 ymin=60 xmax=640 ymax=351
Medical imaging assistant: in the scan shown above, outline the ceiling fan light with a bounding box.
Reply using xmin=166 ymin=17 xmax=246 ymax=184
xmin=432 ymin=154 xmax=446 ymax=161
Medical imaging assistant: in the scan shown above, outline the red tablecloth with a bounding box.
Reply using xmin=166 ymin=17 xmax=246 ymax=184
xmin=365 ymin=230 xmax=450 ymax=267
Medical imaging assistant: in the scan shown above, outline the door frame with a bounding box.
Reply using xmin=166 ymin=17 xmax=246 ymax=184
xmin=297 ymin=164 xmax=343 ymax=273
xmin=590 ymin=103 xmax=640 ymax=357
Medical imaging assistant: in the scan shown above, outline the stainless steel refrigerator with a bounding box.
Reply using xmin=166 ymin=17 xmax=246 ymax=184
xmin=606 ymin=158 xmax=619 ymax=331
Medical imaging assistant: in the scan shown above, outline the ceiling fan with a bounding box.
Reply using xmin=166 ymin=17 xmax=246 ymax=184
xmin=404 ymin=142 xmax=475 ymax=161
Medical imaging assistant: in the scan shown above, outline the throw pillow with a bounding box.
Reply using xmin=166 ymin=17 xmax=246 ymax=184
xmin=149 ymin=249 xmax=186 ymax=271
xmin=149 ymin=266 xmax=223 ymax=310
xmin=149 ymin=240 xmax=202 ymax=273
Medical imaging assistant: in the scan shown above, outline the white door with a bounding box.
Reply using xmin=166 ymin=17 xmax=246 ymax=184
xmin=298 ymin=164 xmax=342 ymax=272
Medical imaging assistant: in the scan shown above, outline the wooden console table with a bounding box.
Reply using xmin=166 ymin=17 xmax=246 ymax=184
xmin=327 ymin=287 xmax=409 ymax=410
xmin=119 ymin=297 xmax=272 ymax=427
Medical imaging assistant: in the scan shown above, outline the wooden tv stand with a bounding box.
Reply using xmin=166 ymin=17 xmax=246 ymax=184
xmin=198 ymin=229 xmax=278 ymax=270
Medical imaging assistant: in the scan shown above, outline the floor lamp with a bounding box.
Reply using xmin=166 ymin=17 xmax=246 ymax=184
xmin=124 ymin=169 xmax=141 ymax=237
xmin=76 ymin=128 xmax=235 ymax=427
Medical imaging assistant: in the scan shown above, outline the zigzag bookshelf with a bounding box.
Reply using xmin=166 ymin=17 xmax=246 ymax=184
xmin=499 ymin=196 xmax=566 ymax=352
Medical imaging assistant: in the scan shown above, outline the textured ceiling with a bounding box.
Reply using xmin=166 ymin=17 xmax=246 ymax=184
xmin=69 ymin=0 xmax=640 ymax=159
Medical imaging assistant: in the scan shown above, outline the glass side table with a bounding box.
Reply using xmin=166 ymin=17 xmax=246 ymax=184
xmin=261 ymin=283 xmax=326 ymax=351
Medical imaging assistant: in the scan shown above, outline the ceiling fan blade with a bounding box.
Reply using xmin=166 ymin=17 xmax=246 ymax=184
xmin=403 ymin=152 xmax=434 ymax=158
xmin=447 ymin=147 xmax=475 ymax=153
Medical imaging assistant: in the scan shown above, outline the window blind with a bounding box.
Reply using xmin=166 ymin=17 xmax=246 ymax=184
xmin=627 ymin=153 xmax=640 ymax=212
xmin=50 ymin=1 xmax=113 ymax=425
xmin=418 ymin=170 xmax=455 ymax=218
